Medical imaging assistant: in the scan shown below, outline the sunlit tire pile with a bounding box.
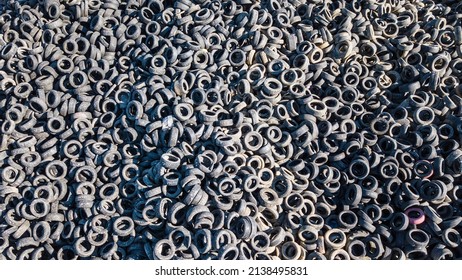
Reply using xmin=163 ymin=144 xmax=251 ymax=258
xmin=0 ymin=0 xmax=462 ymax=260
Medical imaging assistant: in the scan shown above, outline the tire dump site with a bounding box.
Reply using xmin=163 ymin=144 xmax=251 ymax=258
xmin=0 ymin=0 xmax=462 ymax=260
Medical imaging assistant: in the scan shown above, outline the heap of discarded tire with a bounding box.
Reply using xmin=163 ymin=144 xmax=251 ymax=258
xmin=1 ymin=0 xmax=462 ymax=260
